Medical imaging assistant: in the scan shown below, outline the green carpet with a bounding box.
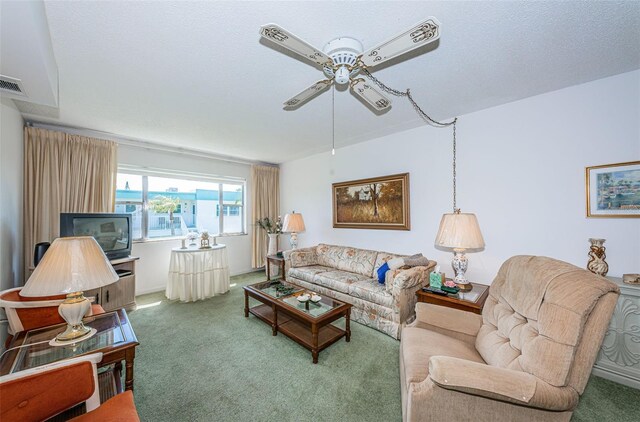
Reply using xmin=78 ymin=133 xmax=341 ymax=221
xmin=128 ymin=272 xmax=639 ymax=421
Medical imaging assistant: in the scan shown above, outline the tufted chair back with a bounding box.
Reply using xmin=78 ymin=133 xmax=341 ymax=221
xmin=475 ymin=255 xmax=619 ymax=392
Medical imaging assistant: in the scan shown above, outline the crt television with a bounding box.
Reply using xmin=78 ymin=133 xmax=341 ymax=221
xmin=60 ymin=213 xmax=132 ymax=260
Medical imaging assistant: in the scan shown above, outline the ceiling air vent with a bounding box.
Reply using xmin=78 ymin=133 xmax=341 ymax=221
xmin=0 ymin=75 xmax=27 ymax=97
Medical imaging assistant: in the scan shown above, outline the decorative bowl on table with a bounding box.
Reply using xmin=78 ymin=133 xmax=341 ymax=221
xmin=310 ymin=294 xmax=321 ymax=303
xmin=297 ymin=294 xmax=310 ymax=302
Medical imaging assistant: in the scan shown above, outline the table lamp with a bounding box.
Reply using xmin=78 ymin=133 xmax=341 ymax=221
xmin=283 ymin=212 xmax=306 ymax=249
xmin=434 ymin=209 xmax=485 ymax=291
xmin=20 ymin=236 xmax=118 ymax=343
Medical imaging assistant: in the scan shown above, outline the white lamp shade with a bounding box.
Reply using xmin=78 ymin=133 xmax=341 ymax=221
xmin=434 ymin=212 xmax=485 ymax=251
xmin=20 ymin=237 xmax=118 ymax=296
xmin=283 ymin=213 xmax=306 ymax=233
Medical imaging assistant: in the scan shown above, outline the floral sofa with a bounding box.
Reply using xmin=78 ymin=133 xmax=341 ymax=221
xmin=284 ymin=244 xmax=436 ymax=339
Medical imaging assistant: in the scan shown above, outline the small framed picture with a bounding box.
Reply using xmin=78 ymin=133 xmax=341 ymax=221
xmin=586 ymin=161 xmax=640 ymax=218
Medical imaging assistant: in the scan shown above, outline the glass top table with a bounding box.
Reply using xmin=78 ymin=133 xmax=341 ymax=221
xmin=2 ymin=312 xmax=126 ymax=374
xmin=417 ymin=282 xmax=490 ymax=315
xmin=0 ymin=309 xmax=139 ymax=390
xmin=249 ymin=279 xmax=345 ymax=319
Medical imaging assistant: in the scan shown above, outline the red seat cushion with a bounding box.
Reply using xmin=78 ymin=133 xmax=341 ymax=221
xmin=70 ymin=391 xmax=140 ymax=422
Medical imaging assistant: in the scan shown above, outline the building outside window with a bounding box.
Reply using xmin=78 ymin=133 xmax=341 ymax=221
xmin=115 ymin=172 xmax=245 ymax=241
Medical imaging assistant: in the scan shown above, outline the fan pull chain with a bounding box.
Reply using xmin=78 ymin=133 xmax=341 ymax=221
xmin=361 ymin=68 xmax=459 ymax=212
xmin=331 ymin=85 xmax=336 ymax=155
xmin=361 ymin=68 xmax=456 ymax=128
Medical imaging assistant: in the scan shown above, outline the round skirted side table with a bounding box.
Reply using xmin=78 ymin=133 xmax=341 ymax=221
xmin=166 ymin=244 xmax=230 ymax=302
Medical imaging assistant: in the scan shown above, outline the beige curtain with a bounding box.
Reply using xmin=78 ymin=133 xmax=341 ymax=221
xmin=251 ymin=165 xmax=279 ymax=268
xmin=23 ymin=127 xmax=117 ymax=278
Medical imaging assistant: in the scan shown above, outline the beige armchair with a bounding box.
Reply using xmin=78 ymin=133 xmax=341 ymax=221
xmin=400 ymin=256 xmax=619 ymax=422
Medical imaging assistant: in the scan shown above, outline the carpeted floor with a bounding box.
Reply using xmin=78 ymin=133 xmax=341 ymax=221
xmin=128 ymin=271 xmax=639 ymax=421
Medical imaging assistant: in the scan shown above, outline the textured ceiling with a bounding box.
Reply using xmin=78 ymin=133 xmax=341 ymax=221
xmin=23 ymin=1 xmax=640 ymax=163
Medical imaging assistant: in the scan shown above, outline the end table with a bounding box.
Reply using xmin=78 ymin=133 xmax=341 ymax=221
xmin=266 ymin=254 xmax=286 ymax=281
xmin=416 ymin=281 xmax=489 ymax=314
xmin=0 ymin=309 xmax=139 ymax=391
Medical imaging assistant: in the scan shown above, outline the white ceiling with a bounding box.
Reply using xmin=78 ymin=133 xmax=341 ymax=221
xmin=18 ymin=1 xmax=640 ymax=163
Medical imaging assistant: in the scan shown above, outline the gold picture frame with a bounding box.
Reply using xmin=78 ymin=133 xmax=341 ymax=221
xmin=586 ymin=161 xmax=640 ymax=218
xmin=332 ymin=173 xmax=410 ymax=230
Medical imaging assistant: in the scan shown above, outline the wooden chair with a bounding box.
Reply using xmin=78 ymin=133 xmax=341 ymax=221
xmin=0 ymin=353 xmax=140 ymax=422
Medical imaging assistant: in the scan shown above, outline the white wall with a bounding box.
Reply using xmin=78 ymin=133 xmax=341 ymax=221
xmin=0 ymin=98 xmax=24 ymax=290
xmin=0 ymin=98 xmax=24 ymax=346
xmin=118 ymin=145 xmax=254 ymax=295
xmin=281 ymin=70 xmax=640 ymax=284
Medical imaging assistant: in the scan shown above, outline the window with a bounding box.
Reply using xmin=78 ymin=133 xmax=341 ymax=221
xmin=115 ymin=173 xmax=143 ymax=240
xmin=115 ymin=172 xmax=246 ymax=240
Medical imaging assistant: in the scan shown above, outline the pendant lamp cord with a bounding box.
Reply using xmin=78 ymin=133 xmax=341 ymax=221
xmin=452 ymin=120 xmax=457 ymax=213
xmin=362 ymin=68 xmax=459 ymax=212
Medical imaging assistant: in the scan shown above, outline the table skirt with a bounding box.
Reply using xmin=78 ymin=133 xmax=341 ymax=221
xmin=166 ymin=246 xmax=230 ymax=302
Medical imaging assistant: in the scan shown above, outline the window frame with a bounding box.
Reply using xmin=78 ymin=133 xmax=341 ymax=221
xmin=115 ymin=168 xmax=247 ymax=242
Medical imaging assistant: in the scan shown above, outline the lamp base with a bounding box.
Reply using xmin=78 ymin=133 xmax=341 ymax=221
xmin=56 ymin=292 xmax=92 ymax=343
xmin=289 ymin=232 xmax=299 ymax=249
xmin=50 ymin=328 xmax=97 ymax=347
xmin=456 ymin=281 xmax=473 ymax=292
xmin=451 ymin=249 xmax=470 ymax=284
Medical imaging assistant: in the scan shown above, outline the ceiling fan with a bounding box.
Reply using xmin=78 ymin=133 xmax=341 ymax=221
xmin=259 ymin=18 xmax=441 ymax=113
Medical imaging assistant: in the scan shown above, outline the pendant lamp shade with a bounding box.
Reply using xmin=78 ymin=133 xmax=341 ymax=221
xmin=434 ymin=212 xmax=485 ymax=252
xmin=20 ymin=237 xmax=118 ymax=297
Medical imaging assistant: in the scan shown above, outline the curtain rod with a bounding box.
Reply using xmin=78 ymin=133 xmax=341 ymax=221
xmin=26 ymin=121 xmax=278 ymax=167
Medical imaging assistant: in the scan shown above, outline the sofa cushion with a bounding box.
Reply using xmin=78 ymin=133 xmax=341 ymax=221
xmin=373 ymin=251 xmax=406 ymax=277
xmin=376 ymin=262 xmax=390 ymax=284
xmin=288 ymin=266 xmax=333 ymax=284
xmin=313 ymin=270 xmax=372 ymax=295
xmin=349 ymin=279 xmax=394 ymax=308
xmin=316 ymin=244 xmax=377 ymax=277
xmin=401 ymin=326 xmax=485 ymax=387
xmin=291 ymin=278 xmax=398 ymax=322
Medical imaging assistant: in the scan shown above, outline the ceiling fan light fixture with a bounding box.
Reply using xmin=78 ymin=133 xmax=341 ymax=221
xmin=322 ymin=37 xmax=363 ymax=64
xmin=260 ymin=19 xmax=441 ymax=112
xmin=322 ymin=37 xmax=363 ymax=85
xmin=334 ymin=66 xmax=350 ymax=85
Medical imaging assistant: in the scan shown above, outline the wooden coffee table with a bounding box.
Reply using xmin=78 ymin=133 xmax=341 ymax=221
xmin=244 ymin=279 xmax=351 ymax=363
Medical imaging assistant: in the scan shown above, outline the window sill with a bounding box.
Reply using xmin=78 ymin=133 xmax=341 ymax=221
xmin=132 ymin=232 xmax=247 ymax=244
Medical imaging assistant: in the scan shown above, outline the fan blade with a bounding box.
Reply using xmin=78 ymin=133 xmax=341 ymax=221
xmin=350 ymin=79 xmax=391 ymax=112
xmin=260 ymin=24 xmax=332 ymax=67
xmin=360 ymin=17 xmax=441 ymax=68
xmin=283 ymin=80 xmax=333 ymax=109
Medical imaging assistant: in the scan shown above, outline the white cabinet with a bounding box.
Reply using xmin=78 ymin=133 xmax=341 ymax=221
xmin=86 ymin=256 xmax=138 ymax=312
xmin=592 ymin=276 xmax=640 ymax=389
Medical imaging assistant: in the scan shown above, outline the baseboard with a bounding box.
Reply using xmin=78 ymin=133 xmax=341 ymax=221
xmin=136 ymin=286 xmax=166 ymax=296
xmin=592 ymin=366 xmax=640 ymax=390
xmin=231 ymin=268 xmax=260 ymax=277
xmin=135 ymin=269 xmax=263 ymax=296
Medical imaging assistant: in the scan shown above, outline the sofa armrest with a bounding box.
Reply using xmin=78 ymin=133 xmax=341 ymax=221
xmin=284 ymin=247 xmax=318 ymax=268
xmin=389 ymin=261 xmax=436 ymax=291
xmin=428 ymin=356 xmax=536 ymax=405
xmin=414 ymin=303 xmax=483 ymax=337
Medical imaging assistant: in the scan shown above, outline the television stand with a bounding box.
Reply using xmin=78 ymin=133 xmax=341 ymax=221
xmin=85 ymin=256 xmax=139 ymax=312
